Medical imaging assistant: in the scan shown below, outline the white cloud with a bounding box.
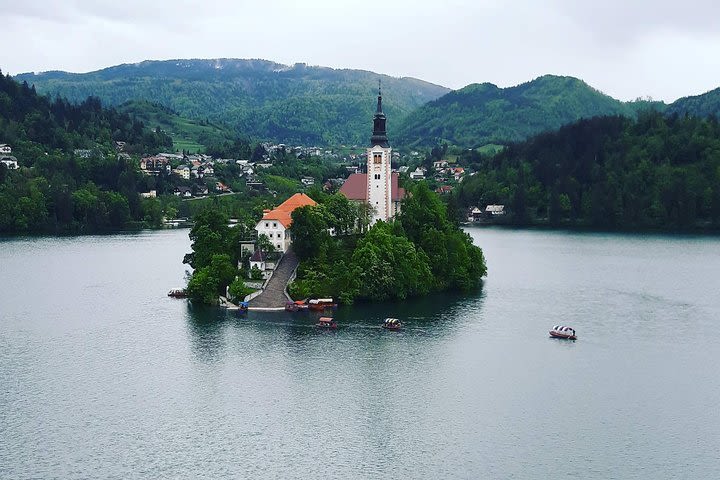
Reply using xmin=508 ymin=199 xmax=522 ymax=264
xmin=1 ymin=0 xmax=719 ymax=101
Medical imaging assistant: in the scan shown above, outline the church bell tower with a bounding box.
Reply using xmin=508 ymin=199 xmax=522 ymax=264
xmin=367 ymin=84 xmax=392 ymax=223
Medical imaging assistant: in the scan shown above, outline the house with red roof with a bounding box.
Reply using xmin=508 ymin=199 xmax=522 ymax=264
xmin=254 ymin=193 xmax=317 ymax=252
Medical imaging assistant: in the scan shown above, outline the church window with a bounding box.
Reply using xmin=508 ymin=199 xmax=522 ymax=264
xmin=373 ymin=153 xmax=382 ymax=164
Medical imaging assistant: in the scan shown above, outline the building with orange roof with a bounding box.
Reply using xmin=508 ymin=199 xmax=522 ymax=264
xmin=254 ymin=193 xmax=317 ymax=252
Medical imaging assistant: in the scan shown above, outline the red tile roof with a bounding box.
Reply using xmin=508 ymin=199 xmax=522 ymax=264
xmin=260 ymin=193 xmax=317 ymax=228
xmin=339 ymin=173 xmax=406 ymax=202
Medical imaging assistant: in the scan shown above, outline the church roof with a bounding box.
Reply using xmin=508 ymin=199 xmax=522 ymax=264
xmin=339 ymin=173 xmax=406 ymax=202
xmin=259 ymin=193 xmax=317 ymax=228
xmin=371 ymin=86 xmax=390 ymax=148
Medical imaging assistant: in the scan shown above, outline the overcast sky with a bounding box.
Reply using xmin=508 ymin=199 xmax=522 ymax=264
xmin=2 ymin=0 xmax=720 ymax=102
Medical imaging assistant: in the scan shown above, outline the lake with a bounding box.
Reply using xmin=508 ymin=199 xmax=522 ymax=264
xmin=1 ymin=227 xmax=719 ymax=479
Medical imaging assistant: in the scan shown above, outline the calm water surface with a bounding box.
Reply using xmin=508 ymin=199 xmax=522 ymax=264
xmin=1 ymin=228 xmax=719 ymax=479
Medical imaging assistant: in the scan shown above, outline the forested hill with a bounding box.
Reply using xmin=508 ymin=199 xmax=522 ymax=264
xmin=16 ymin=59 xmax=450 ymax=146
xmin=394 ymin=75 xmax=662 ymax=147
xmin=666 ymin=87 xmax=720 ymax=119
xmin=0 ymin=71 xmax=172 ymax=233
xmin=453 ymin=111 xmax=720 ymax=231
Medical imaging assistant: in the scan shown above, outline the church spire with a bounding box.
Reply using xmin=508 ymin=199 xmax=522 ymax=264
xmin=371 ymin=80 xmax=389 ymax=147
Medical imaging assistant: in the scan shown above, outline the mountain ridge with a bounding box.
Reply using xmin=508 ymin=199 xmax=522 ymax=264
xmin=15 ymin=58 xmax=450 ymax=146
xmin=14 ymin=60 xmax=720 ymax=148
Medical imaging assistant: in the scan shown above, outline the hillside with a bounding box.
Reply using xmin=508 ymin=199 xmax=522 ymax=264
xmin=116 ymin=100 xmax=236 ymax=153
xmin=666 ymin=87 xmax=720 ymax=118
xmin=16 ymin=59 xmax=450 ymax=146
xmin=453 ymin=112 xmax=720 ymax=230
xmin=0 ymin=72 xmax=172 ymax=233
xmin=395 ymin=75 xmax=645 ymax=147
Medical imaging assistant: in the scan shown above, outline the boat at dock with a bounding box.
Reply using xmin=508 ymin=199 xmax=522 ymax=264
xmin=285 ymin=300 xmax=309 ymax=312
xmin=382 ymin=318 xmax=402 ymax=330
xmin=167 ymin=289 xmax=187 ymax=298
xmin=308 ymin=298 xmax=337 ymax=311
xmin=549 ymin=325 xmax=577 ymax=340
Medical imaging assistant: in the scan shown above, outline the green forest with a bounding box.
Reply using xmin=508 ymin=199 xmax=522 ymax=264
xmin=395 ymin=75 xmax=664 ymax=148
xmin=0 ymin=71 xmax=173 ymax=233
xmin=289 ymin=184 xmax=487 ymax=304
xmin=453 ymin=111 xmax=720 ymax=230
xmin=16 ymin=59 xmax=449 ymax=146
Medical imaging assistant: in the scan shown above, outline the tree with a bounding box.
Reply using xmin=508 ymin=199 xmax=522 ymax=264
xmin=290 ymin=205 xmax=330 ymax=260
xmin=186 ymin=253 xmax=237 ymax=305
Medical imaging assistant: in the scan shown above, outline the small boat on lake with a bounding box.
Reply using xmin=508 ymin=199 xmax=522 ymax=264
xmin=308 ymin=298 xmax=337 ymax=311
xmin=167 ymin=289 xmax=187 ymax=298
xmin=549 ymin=325 xmax=577 ymax=340
xmin=316 ymin=317 xmax=337 ymax=329
xmin=238 ymin=301 xmax=249 ymax=313
xmin=382 ymin=318 xmax=402 ymax=331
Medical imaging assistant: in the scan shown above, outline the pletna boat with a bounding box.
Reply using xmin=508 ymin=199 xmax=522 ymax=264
xmin=316 ymin=317 xmax=337 ymax=329
xmin=382 ymin=318 xmax=402 ymax=330
xmin=549 ymin=325 xmax=577 ymax=340
xmin=285 ymin=300 xmax=309 ymax=312
xmin=308 ymin=298 xmax=337 ymax=311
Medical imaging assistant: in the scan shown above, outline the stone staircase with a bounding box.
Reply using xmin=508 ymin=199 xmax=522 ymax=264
xmin=248 ymin=248 xmax=299 ymax=308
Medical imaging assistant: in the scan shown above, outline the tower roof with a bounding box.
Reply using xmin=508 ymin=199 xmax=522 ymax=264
xmin=370 ymin=83 xmax=389 ymax=148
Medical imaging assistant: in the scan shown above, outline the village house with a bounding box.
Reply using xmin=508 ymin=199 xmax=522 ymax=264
xmin=485 ymin=204 xmax=505 ymax=216
xmin=173 ymin=186 xmax=192 ymax=198
xmin=255 ymin=193 xmax=317 ymax=252
xmin=215 ymin=182 xmax=231 ymax=193
xmin=435 ymin=185 xmax=454 ymax=195
xmin=409 ymin=167 xmax=426 ymax=180
xmin=0 ymin=144 xmax=12 ymax=154
xmin=451 ymin=167 xmax=465 ymax=181
xmin=0 ymin=156 xmax=19 ymax=170
xmin=467 ymin=207 xmax=483 ymax=222
xmin=140 ymin=156 xmax=170 ymax=175
xmin=249 ymin=250 xmax=271 ymax=279
xmin=174 ymin=166 xmax=190 ymax=180
xmin=140 ymin=190 xmax=157 ymax=199
xmin=433 ymin=160 xmax=449 ymax=170
xmin=301 ymin=176 xmax=315 ymax=186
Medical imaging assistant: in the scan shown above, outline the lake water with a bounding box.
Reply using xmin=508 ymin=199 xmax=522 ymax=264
xmin=1 ymin=227 xmax=719 ymax=479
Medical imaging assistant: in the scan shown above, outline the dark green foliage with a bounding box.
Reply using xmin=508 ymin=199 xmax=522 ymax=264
xmin=228 ymin=277 xmax=254 ymax=303
xmin=454 ymin=112 xmax=720 ymax=231
xmin=17 ymin=59 xmax=450 ymax=146
xmin=186 ymin=253 xmax=237 ymax=305
xmin=0 ymin=71 xmax=175 ymax=234
xmin=184 ymin=207 xmax=255 ymax=305
xmin=289 ymin=188 xmax=487 ymax=304
xmin=290 ymin=205 xmax=331 ymax=261
xmin=184 ymin=208 xmax=246 ymax=268
xmin=667 ymin=87 xmax=720 ymax=119
xmin=395 ymin=75 xmax=639 ymax=147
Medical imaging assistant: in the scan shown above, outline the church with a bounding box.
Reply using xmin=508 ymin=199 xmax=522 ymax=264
xmin=339 ymin=88 xmax=405 ymax=223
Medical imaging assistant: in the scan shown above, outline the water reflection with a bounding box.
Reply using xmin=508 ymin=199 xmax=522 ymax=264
xmin=185 ymin=302 xmax=231 ymax=362
xmin=183 ymin=288 xmax=486 ymax=362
